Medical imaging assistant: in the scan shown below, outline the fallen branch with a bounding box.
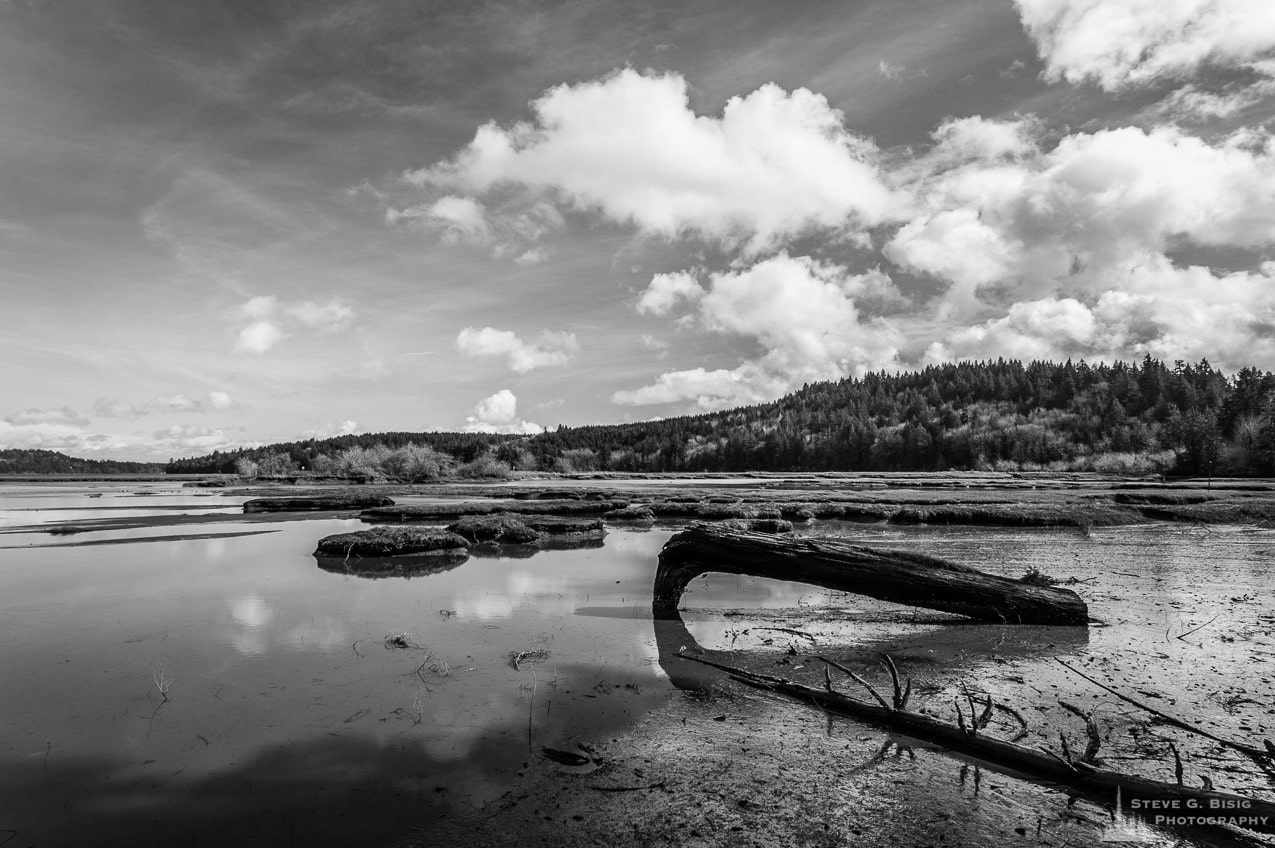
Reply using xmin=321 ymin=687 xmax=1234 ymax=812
xmin=587 ymin=781 xmax=667 ymax=792
xmin=679 ymin=652 xmax=1275 ymax=837
xmin=750 ymin=626 xmax=818 ymax=643
xmin=1057 ymin=659 xmax=1274 ymax=765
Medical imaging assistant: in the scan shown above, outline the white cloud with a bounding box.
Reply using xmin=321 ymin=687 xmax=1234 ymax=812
xmin=92 ymin=398 xmax=150 ymax=419
xmin=463 ymin=389 xmax=544 ymax=434
xmin=926 ymin=115 xmax=1040 ymax=165
xmin=419 ymin=195 xmax=492 ymax=245
xmin=614 ymin=254 xmax=904 ymax=410
xmin=878 ymin=60 xmax=905 ymax=81
xmin=0 ymin=418 xmax=246 ymax=462
xmin=388 ymin=195 xmax=563 ymax=263
xmin=635 ymin=270 xmax=705 ymax=316
xmin=927 ymin=258 xmax=1275 ymax=369
xmin=150 ymin=424 xmax=238 ymax=452
xmin=1014 ymin=0 xmax=1275 ymax=90
xmin=455 ymin=326 xmax=579 ymax=373
xmin=0 ymin=419 xmax=90 ymax=451
xmin=640 ymin=333 xmax=670 ymax=359
xmin=884 ymin=116 xmax=1275 ymax=369
xmin=512 ymin=246 xmax=550 ymax=265
xmin=888 ymin=122 xmax=1275 ymax=318
xmin=207 ymin=391 xmax=234 ymax=410
xmin=231 ymin=296 xmax=355 ymax=353
xmin=3 ymin=406 xmax=89 ymax=427
xmin=155 ymin=392 xmax=238 ymax=413
xmin=430 ymin=195 xmax=490 ymax=240
xmin=285 ymin=301 xmax=355 ymax=332
xmin=241 ymin=296 xmax=278 ymax=320
xmin=302 ymin=419 xmax=361 ymax=439
xmin=235 ymin=320 xmax=286 ymax=354
xmin=877 ymin=60 xmax=925 ymax=82
xmin=410 ymin=69 xmax=898 ymax=253
xmin=612 ymin=364 xmax=780 ymax=411
xmin=94 ymin=392 xmax=237 ymax=418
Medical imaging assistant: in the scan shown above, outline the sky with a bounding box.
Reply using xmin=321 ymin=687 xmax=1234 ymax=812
xmin=2 ymin=0 xmax=1274 ymax=460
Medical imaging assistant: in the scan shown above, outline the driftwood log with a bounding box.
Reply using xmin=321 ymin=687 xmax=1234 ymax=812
xmin=654 ymin=525 xmax=1089 ymax=625
xmin=682 ymin=653 xmax=1275 ymax=840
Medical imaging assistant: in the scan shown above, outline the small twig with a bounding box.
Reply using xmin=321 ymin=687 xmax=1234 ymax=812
xmin=994 ymin=703 xmax=1030 ymax=742
xmin=963 ymin=685 xmax=980 ymax=728
xmin=1176 ymin=613 xmax=1220 ymax=642
xmin=1058 ymin=732 xmax=1075 ymax=767
xmin=150 ymin=663 xmax=174 ymax=703
xmin=1059 ymin=701 xmax=1102 ymax=764
xmin=752 ymin=626 xmax=817 ymax=644
xmin=1168 ymin=741 xmax=1184 ymax=786
xmin=816 ymin=656 xmax=891 ymax=711
xmin=880 ymin=654 xmax=904 ymax=709
xmin=976 ymin=695 xmax=995 ymax=730
xmin=527 ymin=670 xmax=537 ymax=755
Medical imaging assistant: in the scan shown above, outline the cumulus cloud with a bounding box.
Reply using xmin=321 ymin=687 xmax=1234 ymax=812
xmin=231 ymin=296 xmax=355 ymax=353
xmin=462 ymin=389 xmax=544 ymax=434
xmin=1014 ymin=0 xmax=1275 ymax=90
xmin=409 ymin=69 xmax=897 ymax=253
xmin=881 ymin=113 xmax=1275 ymax=369
xmin=888 ymin=121 xmax=1275 ymax=319
xmin=635 ymin=271 xmax=705 ymax=316
xmin=455 ymin=326 xmax=579 ymax=373
xmin=928 ymin=259 xmax=1275 ymax=367
xmin=611 ymin=363 xmax=780 ymax=410
xmin=614 ymin=254 xmax=904 ymax=410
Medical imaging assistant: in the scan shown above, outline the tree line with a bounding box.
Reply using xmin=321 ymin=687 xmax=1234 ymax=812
xmin=0 ymin=449 xmax=164 ymax=475
xmin=164 ymin=356 xmax=1275 ymax=478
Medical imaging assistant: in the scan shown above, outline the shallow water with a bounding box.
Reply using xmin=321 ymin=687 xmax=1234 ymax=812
xmin=1 ymin=483 xmax=1273 ymax=847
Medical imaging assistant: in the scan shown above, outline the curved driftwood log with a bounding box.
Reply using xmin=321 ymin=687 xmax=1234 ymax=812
xmin=655 ymin=525 xmax=1089 ymax=625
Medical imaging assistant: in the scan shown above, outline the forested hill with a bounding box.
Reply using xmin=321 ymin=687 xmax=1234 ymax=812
xmin=166 ymin=357 xmax=1275 ymax=477
xmin=0 ymin=449 xmax=164 ymax=475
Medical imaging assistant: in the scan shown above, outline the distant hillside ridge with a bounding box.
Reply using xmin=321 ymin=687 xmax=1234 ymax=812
xmin=165 ymin=356 xmax=1275 ymax=478
xmin=0 ymin=449 xmax=165 ymax=475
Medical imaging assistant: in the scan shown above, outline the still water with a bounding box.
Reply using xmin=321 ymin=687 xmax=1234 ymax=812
xmin=1 ymin=482 xmax=1273 ymax=847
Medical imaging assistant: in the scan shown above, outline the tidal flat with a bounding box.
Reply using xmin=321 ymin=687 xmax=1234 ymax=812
xmin=1 ymin=475 xmax=1274 ymax=848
